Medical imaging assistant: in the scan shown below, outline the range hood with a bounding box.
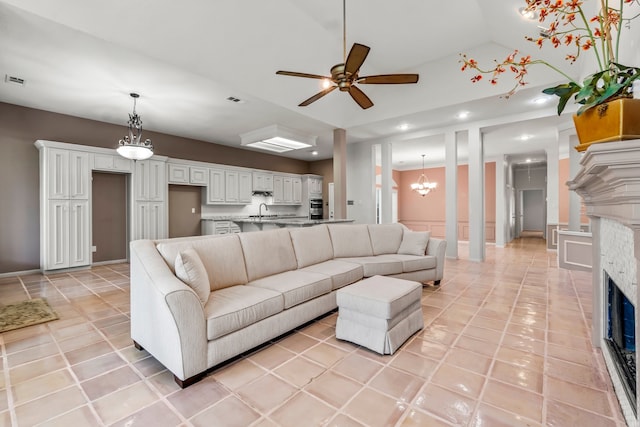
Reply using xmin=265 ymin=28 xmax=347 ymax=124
xmin=252 ymin=190 xmax=273 ymax=196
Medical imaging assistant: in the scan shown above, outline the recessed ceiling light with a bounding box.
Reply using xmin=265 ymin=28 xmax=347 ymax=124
xmin=532 ymin=96 xmax=552 ymax=105
xmin=311 ymin=150 xmax=319 ymax=156
xmin=519 ymin=7 xmax=537 ymax=20
xmin=519 ymin=134 xmax=532 ymax=141
xmin=456 ymin=111 xmax=469 ymax=120
xmin=398 ymin=123 xmax=409 ymax=131
xmin=526 ymin=158 xmax=532 ymax=163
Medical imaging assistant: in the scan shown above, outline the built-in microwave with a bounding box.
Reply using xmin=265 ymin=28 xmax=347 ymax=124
xmin=309 ymin=198 xmax=323 ymax=220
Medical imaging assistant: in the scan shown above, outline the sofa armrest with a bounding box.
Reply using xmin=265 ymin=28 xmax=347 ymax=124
xmin=130 ymin=240 xmax=207 ymax=381
xmin=426 ymin=237 xmax=447 ymax=281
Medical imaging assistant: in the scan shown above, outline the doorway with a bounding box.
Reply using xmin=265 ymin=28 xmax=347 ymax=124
xmin=169 ymin=185 xmax=202 ymax=238
xmin=521 ymin=189 xmax=545 ymax=233
xmin=92 ymin=172 xmax=128 ymax=263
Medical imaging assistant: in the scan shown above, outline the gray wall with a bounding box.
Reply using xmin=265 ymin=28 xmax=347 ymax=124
xmin=92 ymin=172 xmax=127 ymax=262
xmin=168 ymin=185 xmax=202 ymax=238
xmin=0 ymin=102 xmax=313 ymax=274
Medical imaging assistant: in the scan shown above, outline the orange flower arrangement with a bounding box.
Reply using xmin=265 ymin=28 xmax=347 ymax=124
xmin=460 ymin=0 xmax=640 ymax=115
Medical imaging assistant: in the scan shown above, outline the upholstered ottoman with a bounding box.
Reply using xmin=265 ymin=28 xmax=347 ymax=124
xmin=335 ymin=275 xmax=424 ymax=355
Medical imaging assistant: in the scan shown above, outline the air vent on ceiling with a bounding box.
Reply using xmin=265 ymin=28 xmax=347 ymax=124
xmin=5 ymin=75 xmax=25 ymax=86
xmin=226 ymin=96 xmax=245 ymax=104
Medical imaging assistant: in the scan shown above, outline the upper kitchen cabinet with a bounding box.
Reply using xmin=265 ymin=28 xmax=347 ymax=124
xmin=47 ymin=148 xmax=90 ymax=200
xmin=272 ymin=174 xmax=302 ymax=205
xmin=253 ymin=172 xmax=274 ymax=193
xmin=135 ymin=160 xmax=166 ymax=201
xmin=206 ymin=169 xmax=252 ymax=204
xmin=93 ymin=153 xmax=133 ymax=173
xmin=168 ymin=162 xmax=208 ymax=186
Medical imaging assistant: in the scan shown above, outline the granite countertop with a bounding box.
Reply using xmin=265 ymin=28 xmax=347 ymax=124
xmin=201 ymin=216 xmax=354 ymax=226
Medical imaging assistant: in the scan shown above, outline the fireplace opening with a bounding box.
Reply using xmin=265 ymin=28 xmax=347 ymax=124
xmin=606 ymin=274 xmax=637 ymax=414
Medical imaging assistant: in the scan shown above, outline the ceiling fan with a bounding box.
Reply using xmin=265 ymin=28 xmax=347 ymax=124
xmin=276 ymin=0 xmax=419 ymax=109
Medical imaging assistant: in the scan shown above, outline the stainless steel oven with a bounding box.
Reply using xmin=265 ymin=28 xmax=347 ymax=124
xmin=309 ymin=198 xmax=323 ymax=219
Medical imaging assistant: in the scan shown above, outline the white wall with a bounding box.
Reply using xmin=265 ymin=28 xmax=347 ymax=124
xmin=347 ymin=141 xmax=376 ymax=224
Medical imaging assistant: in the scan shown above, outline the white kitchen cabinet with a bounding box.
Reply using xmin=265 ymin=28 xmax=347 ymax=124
xmin=45 ymin=199 xmax=90 ymax=270
xmin=93 ymin=153 xmax=132 ymax=173
xmin=134 ymin=201 xmax=166 ymax=240
xmin=225 ymin=171 xmax=239 ymax=203
xmin=168 ymin=163 xmax=208 ymax=185
xmin=47 ymin=149 xmax=90 ymax=199
xmin=207 ymin=168 xmax=225 ymax=203
xmin=238 ymin=171 xmax=252 ymax=203
xmin=273 ymin=175 xmax=284 ymax=203
xmin=253 ymin=172 xmax=274 ymax=192
xmin=309 ymin=177 xmax=323 ymax=195
xmin=135 ymin=160 xmax=166 ymax=201
xmin=292 ymin=177 xmax=302 ymax=204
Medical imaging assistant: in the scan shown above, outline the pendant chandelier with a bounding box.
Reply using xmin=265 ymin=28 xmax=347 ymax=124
xmin=117 ymin=93 xmax=154 ymax=160
xmin=410 ymin=154 xmax=437 ymax=196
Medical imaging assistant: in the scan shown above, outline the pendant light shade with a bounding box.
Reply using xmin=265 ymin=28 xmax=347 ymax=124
xmin=117 ymin=93 xmax=154 ymax=160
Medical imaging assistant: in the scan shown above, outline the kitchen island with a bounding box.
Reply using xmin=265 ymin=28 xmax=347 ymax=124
xmin=201 ymin=216 xmax=354 ymax=233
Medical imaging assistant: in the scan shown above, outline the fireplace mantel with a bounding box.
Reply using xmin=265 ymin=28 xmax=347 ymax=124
xmin=568 ymin=139 xmax=640 ymax=426
xmin=569 ymin=140 xmax=640 ymax=229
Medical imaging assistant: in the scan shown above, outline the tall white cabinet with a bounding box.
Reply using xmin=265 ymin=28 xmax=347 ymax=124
xmin=37 ymin=144 xmax=91 ymax=270
xmin=132 ymin=159 xmax=167 ymax=240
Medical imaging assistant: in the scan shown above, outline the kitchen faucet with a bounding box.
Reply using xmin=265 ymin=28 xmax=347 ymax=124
xmin=258 ymin=203 xmax=269 ymax=221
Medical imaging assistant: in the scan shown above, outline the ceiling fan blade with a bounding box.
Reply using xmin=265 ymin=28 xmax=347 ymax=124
xmin=344 ymin=43 xmax=370 ymax=76
xmin=357 ymin=74 xmax=420 ymax=84
xmin=348 ymin=85 xmax=373 ymax=109
xmin=299 ymin=86 xmax=337 ymax=106
xmin=276 ymin=71 xmax=330 ymax=80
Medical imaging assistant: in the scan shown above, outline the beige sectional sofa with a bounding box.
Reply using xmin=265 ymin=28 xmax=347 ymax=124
xmin=130 ymin=223 xmax=446 ymax=387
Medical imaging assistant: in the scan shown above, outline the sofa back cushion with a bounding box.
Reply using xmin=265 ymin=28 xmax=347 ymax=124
xmin=328 ymin=224 xmax=373 ymax=258
xmin=289 ymin=225 xmax=334 ymax=268
xmin=368 ymin=224 xmax=404 ymax=255
xmin=239 ymin=229 xmax=298 ymax=281
xmin=157 ymin=234 xmax=248 ymax=290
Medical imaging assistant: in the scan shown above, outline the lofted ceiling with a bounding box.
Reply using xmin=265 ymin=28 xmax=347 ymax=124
xmin=0 ymin=0 xmax=583 ymax=169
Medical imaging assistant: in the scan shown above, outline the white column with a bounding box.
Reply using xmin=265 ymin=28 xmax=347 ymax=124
xmin=495 ymin=155 xmax=506 ymax=248
xmin=468 ymin=126 xmax=485 ymax=261
xmin=546 ymin=140 xmax=560 ymax=239
xmin=380 ymin=142 xmax=393 ymax=224
xmin=333 ymin=129 xmax=347 ymax=220
xmin=568 ymin=135 xmax=581 ymax=231
xmin=445 ymin=131 xmax=458 ymax=259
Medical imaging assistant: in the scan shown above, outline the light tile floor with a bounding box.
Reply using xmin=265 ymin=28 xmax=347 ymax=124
xmin=0 ymin=235 xmax=627 ymax=426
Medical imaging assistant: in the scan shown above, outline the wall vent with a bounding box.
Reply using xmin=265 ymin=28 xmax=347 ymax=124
xmin=4 ymin=75 xmax=25 ymax=86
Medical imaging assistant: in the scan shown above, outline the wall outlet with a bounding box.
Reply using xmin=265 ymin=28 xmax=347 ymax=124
xmin=91 ymin=246 xmax=97 ymax=252
xmin=191 ymin=208 xmax=196 ymax=214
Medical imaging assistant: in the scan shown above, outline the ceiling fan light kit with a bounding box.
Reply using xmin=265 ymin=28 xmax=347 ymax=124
xmin=276 ymin=0 xmax=418 ymax=109
xmin=240 ymin=124 xmax=317 ymax=153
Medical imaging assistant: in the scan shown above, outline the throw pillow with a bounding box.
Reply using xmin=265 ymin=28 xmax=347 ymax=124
xmin=397 ymin=231 xmax=431 ymax=256
xmin=175 ymin=248 xmax=210 ymax=305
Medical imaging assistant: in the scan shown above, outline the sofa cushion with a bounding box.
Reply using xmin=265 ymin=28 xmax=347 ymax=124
xmin=328 ymin=224 xmax=373 ymax=258
xmin=175 ymin=249 xmax=210 ymax=305
xmin=157 ymin=234 xmax=248 ymax=290
xmin=368 ymin=224 xmax=404 ymax=255
xmin=204 ymin=285 xmax=284 ymax=340
xmin=247 ymin=270 xmax=333 ymax=309
xmin=397 ymin=231 xmax=431 ymax=256
xmin=301 ymin=260 xmax=364 ymax=290
xmin=377 ymin=254 xmax=436 ymax=273
xmin=289 ymin=225 xmax=333 ymax=268
xmin=338 ymin=257 xmax=403 ymax=277
xmin=239 ymin=229 xmax=298 ymax=282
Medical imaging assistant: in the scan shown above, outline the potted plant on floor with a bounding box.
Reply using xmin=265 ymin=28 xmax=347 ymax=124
xmin=460 ymin=0 xmax=640 ymax=151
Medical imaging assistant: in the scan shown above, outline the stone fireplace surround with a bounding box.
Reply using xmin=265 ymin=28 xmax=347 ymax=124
xmin=569 ymin=140 xmax=640 ymax=427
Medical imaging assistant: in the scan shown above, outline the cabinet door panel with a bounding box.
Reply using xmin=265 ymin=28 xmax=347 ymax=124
xmin=47 ymin=200 xmax=69 ymax=270
xmin=69 ymin=200 xmax=90 ymax=267
xmin=93 ymin=154 xmax=114 ymax=171
xmin=168 ymin=164 xmax=189 ymax=184
xmin=283 ymin=177 xmax=293 ymax=203
xmin=207 ymin=169 xmax=225 ymax=203
xmin=69 ymin=151 xmax=89 ymax=199
xmin=292 ymin=178 xmax=302 ymax=204
xmin=238 ymin=172 xmax=252 ymax=203
xmin=147 ymin=161 xmax=165 ymax=201
xmin=190 ymin=167 xmax=208 ymax=185
xmin=273 ymin=176 xmax=284 ymax=203
xmin=134 ymin=161 xmax=148 ymax=200
xmin=148 ymin=203 xmax=165 ymax=240
xmin=225 ymin=171 xmax=239 ymax=203
xmin=48 ymin=149 xmax=69 ymax=199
